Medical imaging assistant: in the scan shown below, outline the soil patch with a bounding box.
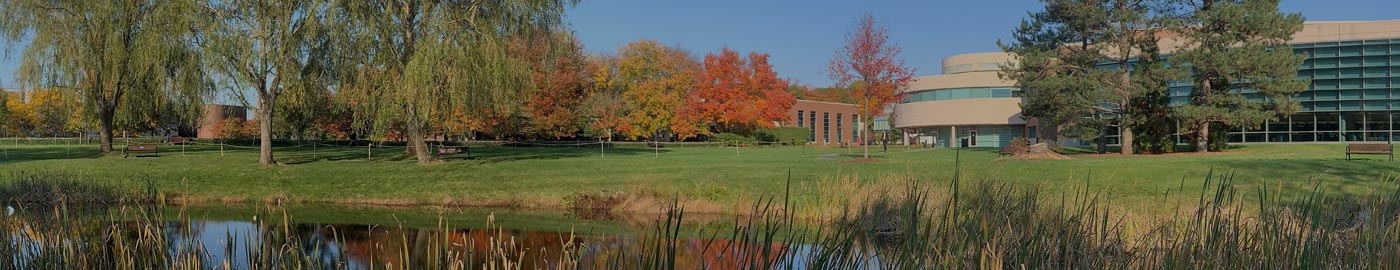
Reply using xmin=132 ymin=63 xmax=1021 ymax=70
xmin=1011 ymin=152 xmax=1072 ymax=160
xmin=1072 ymin=150 xmax=1239 ymax=158
xmin=841 ymin=158 xmax=882 ymax=163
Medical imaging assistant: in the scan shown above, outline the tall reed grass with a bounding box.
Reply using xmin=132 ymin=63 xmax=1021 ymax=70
xmin=1 ymin=166 xmax=1397 ymax=269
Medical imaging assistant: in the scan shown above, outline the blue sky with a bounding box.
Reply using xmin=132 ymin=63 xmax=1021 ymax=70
xmin=566 ymin=0 xmax=1400 ymax=86
xmin=2 ymin=1 xmax=1398 ymax=89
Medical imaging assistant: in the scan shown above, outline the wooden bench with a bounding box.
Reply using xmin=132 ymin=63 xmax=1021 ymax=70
xmin=998 ymin=146 xmax=1015 ymax=157
xmin=124 ymin=144 xmax=159 ymax=158
xmin=1346 ymin=143 xmax=1393 ymax=161
xmin=435 ymin=146 xmax=469 ymax=158
xmin=167 ymin=136 xmax=192 ymax=145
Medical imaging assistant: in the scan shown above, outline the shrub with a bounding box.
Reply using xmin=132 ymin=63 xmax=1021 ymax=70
xmin=755 ymin=127 xmax=809 ymax=145
xmin=689 ymin=182 xmax=732 ymax=202
xmin=1005 ymin=137 xmax=1030 ymax=155
xmin=711 ymin=133 xmax=756 ymax=147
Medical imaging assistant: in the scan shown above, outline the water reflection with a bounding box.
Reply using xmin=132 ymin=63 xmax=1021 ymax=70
xmin=171 ymin=221 xmax=798 ymax=270
xmin=3 ymin=205 xmax=811 ymax=270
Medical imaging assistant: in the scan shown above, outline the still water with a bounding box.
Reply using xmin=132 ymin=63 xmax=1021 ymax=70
xmin=3 ymin=204 xmax=863 ymax=269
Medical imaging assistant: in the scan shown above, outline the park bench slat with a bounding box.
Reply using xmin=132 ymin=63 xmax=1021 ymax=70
xmin=435 ymin=146 xmax=470 ymax=158
xmin=1346 ymin=143 xmax=1392 ymax=161
xmin=124 ymin=144 xmax=159 ymax=158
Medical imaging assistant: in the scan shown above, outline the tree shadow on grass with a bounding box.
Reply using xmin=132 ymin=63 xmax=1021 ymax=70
xmin=1209 ymin=158 xmax=1400 ymax=203
xmin=465 ymin=146 xmax=669 ymax=164
xmin=0 ymin=146 xmax=108 ymax=165
xmin=271 ymin=144 xmax=670 ymax=165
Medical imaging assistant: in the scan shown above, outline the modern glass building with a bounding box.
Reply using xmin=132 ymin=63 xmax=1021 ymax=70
xmin=1208 ymin=20 xmax=1400 ymax=144
xmin=894 ymin=20 xmax=1400 ymax=148
xmin=893 ymin=52 xmax=1035 ymax=148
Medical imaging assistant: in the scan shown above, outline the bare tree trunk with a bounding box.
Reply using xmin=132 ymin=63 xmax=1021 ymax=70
xmin=98 ymin=109 xmax=115 ymax=154
xmin=862 ymin=110 xmax=870 ymax=159
xmin=405 ymin=106 xmax=434 ymax=164
xmin=406 ymin=127 xmax=432 ymax=164
xmin=258 ymin=97 xmax=277 ymax=166
xmin=1194 ymin=81 xmax=1213 ymax=153
xmin=1194 ymin=122 xmax=1210 ymax=153
xmin=1120 ymin=125 xmax=1134 ymax=155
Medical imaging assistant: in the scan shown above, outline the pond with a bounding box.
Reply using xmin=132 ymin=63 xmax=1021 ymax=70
xmin=0 ymin=204 xmax=876 ymax=270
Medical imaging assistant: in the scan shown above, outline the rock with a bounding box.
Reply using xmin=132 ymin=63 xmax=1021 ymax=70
xmin=1028 ymin=143 xmax=1050 ymax=154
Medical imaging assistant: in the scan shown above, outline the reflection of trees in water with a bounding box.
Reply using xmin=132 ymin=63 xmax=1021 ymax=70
xmin=305 ymin=224 xmax=792 ymax=270
xmin=2 ymin=208 xmax=797 ymax=269
xmin=323 ymin=224 xmax=583 ymax=270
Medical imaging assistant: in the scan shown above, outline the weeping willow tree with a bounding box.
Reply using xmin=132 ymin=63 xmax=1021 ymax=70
xmin=200 ymin=0 xmax=338 ymax=166
xmin=336 ymin=0 xmax=576 ymax=164
xmin=0 ymin=0 xmax=207 ymax=153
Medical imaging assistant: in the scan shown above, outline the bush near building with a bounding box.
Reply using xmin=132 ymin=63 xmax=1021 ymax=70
xmin=756 ymin=127 xmax=809 ymax=145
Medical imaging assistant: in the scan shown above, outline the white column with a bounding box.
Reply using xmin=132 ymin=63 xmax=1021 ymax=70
xmin=950 ymin=126 xmax=958 ymax=148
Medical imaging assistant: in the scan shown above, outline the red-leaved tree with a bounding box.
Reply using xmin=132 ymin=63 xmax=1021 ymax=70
xmin=681 ymin=48 xmax=795 ymax=136
xmin=513 ymin=33 xmax=590 ymax=139
xmin=828 ymin=14 xmax=916 ymax=159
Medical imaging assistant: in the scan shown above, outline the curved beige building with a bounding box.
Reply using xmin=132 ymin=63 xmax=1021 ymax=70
xmin=892 ymin=19 xmax=1400 ymax=147
xmin=893 ymin=52 xmax=1033 ymax=148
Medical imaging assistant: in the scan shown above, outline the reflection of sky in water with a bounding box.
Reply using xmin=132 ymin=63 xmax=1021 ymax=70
xmin=4 ymin=209 xmax=885 ymax=270
xmin=156 ymin=220 xmax=868 ymax=270
xmin=169 ymin=220 xmax=365 ymax=270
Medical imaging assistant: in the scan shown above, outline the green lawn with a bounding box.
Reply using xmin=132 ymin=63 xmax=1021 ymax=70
xmin=1 ymin=142 xmax=1397 ymax=216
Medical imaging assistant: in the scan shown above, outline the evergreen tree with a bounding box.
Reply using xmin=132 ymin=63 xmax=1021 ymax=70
xmin=1001 ymin=0 xmax=1170 ymax=154
xmin=1128 ymin=36 xmax=1179 ymax=153
xmin=1169 ymin=0 xmax=1308 ymax=152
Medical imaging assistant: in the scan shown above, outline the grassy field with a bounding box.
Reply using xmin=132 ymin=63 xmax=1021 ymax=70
xmin=1 ymin=141 xmax=1397 ymax=215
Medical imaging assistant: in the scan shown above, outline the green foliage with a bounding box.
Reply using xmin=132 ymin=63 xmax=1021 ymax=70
xmin=710 ymin=133 xmax=756 ymax=146
xmin=1169 ymin=0 xmax=1308 ymax=152
xmin=0 ymin=0 xmax=207 ymax=152
xmin=201 ymin=0 xmax=339 ymax=165
xmin=688 ymin=182 xmax=731 ymax=202
xmin=755 ymin=127 xmax=809 ymax=145
xmin=1000 ymin=0 xmax=1173 ymax=154
xmin=337 ymin=0 xmax=576 ymax=162
xmin=1128 ymin=34 xmax=1178 ymax=154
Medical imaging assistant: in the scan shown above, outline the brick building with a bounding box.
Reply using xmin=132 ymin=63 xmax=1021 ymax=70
xmin=197 ymin=104 xmax=248 ymax=139
xmin=782 ymin=99 xmax=869 ymax=146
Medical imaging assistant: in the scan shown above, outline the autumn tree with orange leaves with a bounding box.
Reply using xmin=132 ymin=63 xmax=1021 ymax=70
xmin=680 ymin=48 xmax=795 ymax=137
xmin=616 ymin=40 xmax=699 ymax=141
xmin=512 ymin=33 xmax=591 ymax=139
xmin=829 ymin=14 xmax=916 ymax=159
xmin=580 ymin=53 xmax=633 ymax=141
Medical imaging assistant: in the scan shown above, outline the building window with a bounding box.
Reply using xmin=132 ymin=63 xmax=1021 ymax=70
xmin=809 ymin=111 xmax=817 ymax=142
xmin=823 ymin=113 xmax=830 ymax=144
xmin=797 ymin=110 xmax=804 ymax=127
xmin=853 ymin=114 xmax=860 ymax=142
xmin=836 ymin=113 xmax=843 ymax=143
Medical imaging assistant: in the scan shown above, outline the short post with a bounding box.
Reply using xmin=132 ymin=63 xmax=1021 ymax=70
xmin=220 ymin=140 xmax=225 ymax=157
xmin=368 ymin=142 xmax=373 ymax=160
xmin=599 ymin=139 xmax=604 ymax=159
xmin=654 ymin=139 xmax=659 ymax=158
xmin=312 ymin=141 xmax=318 ymax=160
